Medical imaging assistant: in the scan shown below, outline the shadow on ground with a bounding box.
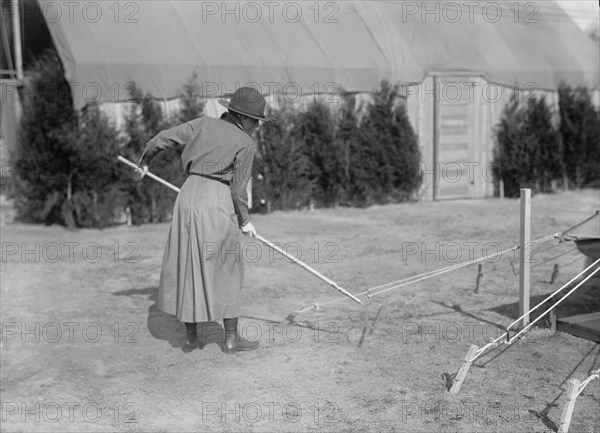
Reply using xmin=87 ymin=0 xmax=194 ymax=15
xmin=489 ymin=278 xmax=600 ymax=323
xmin=528 ymin=344 xmax=600 ymax=432
xmin=112 ymin=286 xmax=227 ymax=350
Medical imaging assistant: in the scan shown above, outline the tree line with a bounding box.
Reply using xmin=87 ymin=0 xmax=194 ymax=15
xmin=9 ymin=51 xmax=599 ymax=228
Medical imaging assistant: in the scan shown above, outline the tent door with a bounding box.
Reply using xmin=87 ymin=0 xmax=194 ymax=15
xmin=433 ymin=76 xmax=476 ymax=200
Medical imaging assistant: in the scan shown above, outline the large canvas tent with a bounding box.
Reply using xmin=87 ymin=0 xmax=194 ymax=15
xmin=38 ymin=0 xmax=598 ymax=109
xmin=4 ymin=0 xmax=599 ymax=200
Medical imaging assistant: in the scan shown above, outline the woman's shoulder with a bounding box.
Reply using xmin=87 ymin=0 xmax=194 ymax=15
xmin=187 ymin=116 xmax=232 ymax=134
xmin=213 ymin=117 xmax=254 ymax=142
xmin=191 ymin=116 xmax=254 ymax=146
xmin=200 ymin=115 xmax=236 ymax=130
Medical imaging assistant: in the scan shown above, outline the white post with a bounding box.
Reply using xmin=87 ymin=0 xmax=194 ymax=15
xmin=519 ymin=188 xmax=531 ymax=327
xmin=10 ymin=0 xmax=23 ymax=125
xmin=12 ymin=0 xmax=23 ymax=81
xmin=558 ymin=379 xmax=580 ymax=433
xmin=449 ymin=345 xmax=479 ymax=394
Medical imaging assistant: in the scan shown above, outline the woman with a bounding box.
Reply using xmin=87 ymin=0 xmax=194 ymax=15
xmin=138 ymin=87 xmax=268 ymax=353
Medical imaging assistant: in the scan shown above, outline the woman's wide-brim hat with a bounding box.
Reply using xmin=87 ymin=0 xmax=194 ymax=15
xmin=218 ymin=87 xmax=270 ymax=121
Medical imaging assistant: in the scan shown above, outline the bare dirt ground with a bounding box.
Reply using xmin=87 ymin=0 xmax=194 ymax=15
xmin=1 ymin=189 xmax=599 ymax=433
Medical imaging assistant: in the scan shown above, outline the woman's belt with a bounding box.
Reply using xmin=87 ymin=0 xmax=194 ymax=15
xmin=193 ymin=173 xmax=231 ymax=186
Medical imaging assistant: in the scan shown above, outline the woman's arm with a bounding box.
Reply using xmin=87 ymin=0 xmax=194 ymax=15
xmin=138 ymin=119 xmax=200 ymax=166
xmin=230 ymin=140 xmax=256 ymax=229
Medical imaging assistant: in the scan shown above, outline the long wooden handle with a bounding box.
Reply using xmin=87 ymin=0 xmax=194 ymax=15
xmin=117 ymin=156 xmax=181 ymax=193
xmin=256 ymin=234 xmax=363 ymax=305
xmin=117 ymin=155 xmax=363 ymax=306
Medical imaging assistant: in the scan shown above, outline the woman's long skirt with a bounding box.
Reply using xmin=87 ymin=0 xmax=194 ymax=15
xmin=157 ymin=175 xmax=243 ymax=322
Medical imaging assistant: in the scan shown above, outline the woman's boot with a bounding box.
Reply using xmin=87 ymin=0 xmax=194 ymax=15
xmin=182 ymin=322 xmax=200 ymax=353
xmin=223 ymin=317 xmax=259 ymax=353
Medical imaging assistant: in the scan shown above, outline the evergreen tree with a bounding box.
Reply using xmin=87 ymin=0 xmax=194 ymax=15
xmin=558 ymin=83 xmax=600 ymax=188
xmin=14 ymin=50 xmax=127 ymax=228
xmin=357 ymin=81 xmax=422 ymax=204
xmin=523 ymin=96 xmax=562 ymax=192
xmin=493 ymin=92 xmax=563 ymax=197
xmin=493 ymin=93 xmax=529 ymax=197
xmin=292 ymin=102 xmax=344 ymax=206
xmin=178 ymin=71 xmax=205 ymax=123
xmin=253 ymin=104 xmax=312 ymax=212
xmin=68 ymin=105 xmax=127 ymax=227
xmin=13 ymin=51 xmax=78 ymax=225
xmin=122 ymin=88 xmax=182 ymax=223
xmin=332 ymin=93 xmax=360 ymax=205
xmin=390 ymin=102 xmax=422 ymax=199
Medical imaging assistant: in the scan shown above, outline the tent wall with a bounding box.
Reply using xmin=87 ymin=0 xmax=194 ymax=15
xmin=0 ymin=79 xmax=21 ymax=193
xmin=38 ymin=1 xmax=600 ymax=111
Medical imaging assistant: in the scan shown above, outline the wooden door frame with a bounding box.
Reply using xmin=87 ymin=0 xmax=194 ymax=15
xmin=431 ymin=72 xmax=487 ymax=201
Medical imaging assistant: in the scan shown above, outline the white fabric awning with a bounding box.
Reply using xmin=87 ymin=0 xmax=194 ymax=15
xmin=39 ymin=0 xmax=600 ymax=109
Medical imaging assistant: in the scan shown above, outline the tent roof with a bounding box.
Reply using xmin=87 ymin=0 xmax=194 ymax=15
xmin=39 ymin=0 xmax=599 ymax=109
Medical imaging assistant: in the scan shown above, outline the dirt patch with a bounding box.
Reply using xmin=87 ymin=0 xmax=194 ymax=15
xmin=1 ymin=190 xmax=599 ymax=432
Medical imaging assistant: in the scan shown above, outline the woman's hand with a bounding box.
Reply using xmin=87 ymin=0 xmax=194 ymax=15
xmin=138 ymin=164 xmax=149 ymax=179
xmin=137 ymin=155 xmax=149 ymax=178
xmin=241 ymin=222 xmax=257 ymax=239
